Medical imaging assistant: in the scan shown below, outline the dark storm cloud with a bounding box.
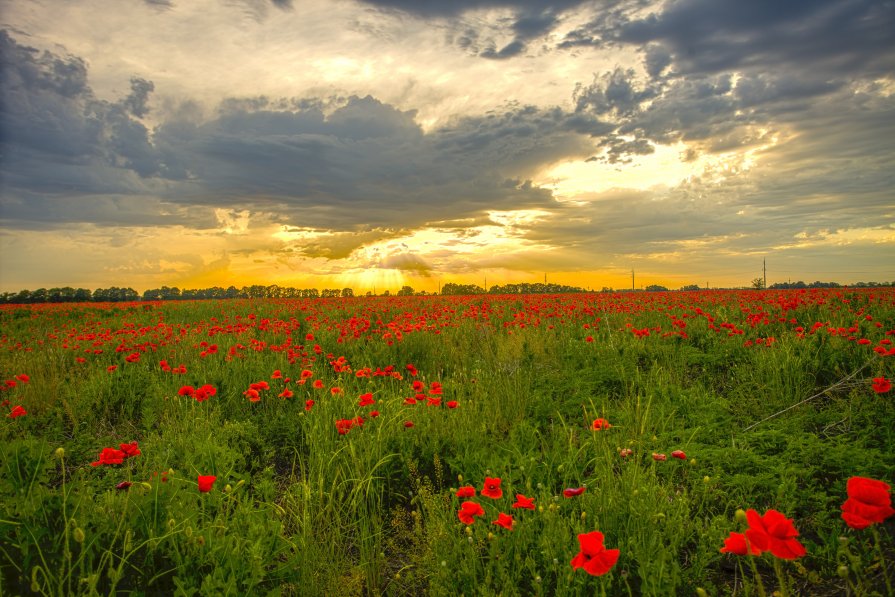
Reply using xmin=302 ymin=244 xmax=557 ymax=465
xmin=615 ymin=0 xmax=895 ymax=77
xmin=1 ymin=31 xmax=594 ymax=233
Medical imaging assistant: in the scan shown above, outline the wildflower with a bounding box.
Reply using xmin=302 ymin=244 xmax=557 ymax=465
xmin=91 ymin=447 xmax=126 ymax=466
xmin=871 ymin=377 xmax=892 ymax=393
xmin=512 ymin=494 xmax=536 ymax=510
xmin=458 ymin=501 xmax=485 ymax=525
xmin=119 ymin=441 xmax=141 ymax=458
xmin=116 ymin=481 xmax=133 ymax=491
xmin=330 ymin=387 xmax=342 ymax=395
xmin=278 ymin=388 xmax=294 ymax=399
xmin=652 ymin=453 xmax=667 ymax=461
xmin=178 ymin=386 xmax=195 ymax=397
xmin=125 ymin=353 xmax=140 ymax=363
xmin=563 ymin=487 xmax=586 ymax=498
xmin=745 ymin=509 xmax=806 ymax=560
xmin=271 ymin=370 xmax=283 ymax=379
xmin=492 ymin=512 xmax=514 ymax=530
xmin=197 ymin=475 xmax=216 ymax=493
xmin=244 ymin=389 xmax=261 ymax=402
xmin=447 ymin=400 xmax=459 ymax=409
xmin=456 ymin=486 xmax=476 ymax=498
xmin=8 ymin=405 xmax=27 ymax=418
xmin=305 ymin=399 xmax=314 ymax=411
xmin=671 ymin=450 xmax=687 ymax=460
xmin=406 ymin=364 xmax=418 ymax=377
xmin=719 ymin=532 xmax=762 ymax=556
xmin=482 ymin=477 xmax=503 ymax=499
xmin=369 ymin=410 xmax=379 ymax=417
xmin=15 ymin=374 xmax=29 ymax=383
xmin=841 ymin=476 xmax=894 ymax=530
xmin=313 ymin=380 xmax=324 ymax=389
xmin=403 ymin=421 xmax=414 ymax=428
xmin=570 ymin=531 xmax=620 ymax=576
xmin=358 ymin=392 xmax=375 ymax=407
xmin=301 ymin=369 xmax=313 ymax=379
xmin=107 ymin=365 xmax=118 ymax=373
xmin=619 ymin=448 xmax=633 ymax=458
xmin=591 ymin=418 xmax=611 ymax=431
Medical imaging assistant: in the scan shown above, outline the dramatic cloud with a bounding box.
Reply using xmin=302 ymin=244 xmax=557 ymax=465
xmin=1 ymin=0 xmax=893 ymax=291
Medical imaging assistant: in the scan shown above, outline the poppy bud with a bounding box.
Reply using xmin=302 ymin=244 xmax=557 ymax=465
xmin=696 ymin=589 xmax=708 ymax=597
xmin=73 ymin=527 xmax=85 ymax=543
xmin=184 ymin=526 xmax=193 ymax=538
xmin=54 ymin=447 xmax=65 ymax=459
xmin=703 ymin=476 xmax=711 ymax=484
xmin=465 ymin=526 xmax=473 ymax=536
xmin=837 ymin=565 xmax=849 ymax=579
xmin=224 ymin=484 xmax=232 ymax=493
xmin=734 ymin=509 xmax=747 ymax=523
xmin=167 ymin=519 xmax=176 ymax=530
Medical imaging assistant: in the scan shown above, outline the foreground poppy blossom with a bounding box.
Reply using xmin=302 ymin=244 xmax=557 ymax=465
xmin=91 ymin=448 xmax=126 ymax=467
xmin=872 ymin=377 xmax=892 ymax=393
xmin=563 ymin=487 xmax=586 ymax=498
xmin=492 ymin=512 xmax=514 ymax=530
xmin=197 ymin=475 xmax=217 ymax=493
xmin=481 ymin=477 xmax=503 ymax=499
xmin=841 ymin=476 xmax=894 ymax=530
xmin=119 ymin=441 xmax=141 ymax=458
xmin=456 ymin=486 xmax=476 ymax=498
xmin=745 ymin=509 xmax=806 ymax=560
xmin=591 ymin=418 xmax=612 ymax=431
xmin=719 ymin=531 xmax=762 ymax=556
xmin=671 ymin=450 xmax=687 ymax=460
xmin=8 ymin=405 xmax=27 ymax=418
xmin=458 ymin=501 xmax=485 ymax=525
xmin=512 ymin=494 xmax=535 ymax=510
xmin=570 ymin=531 xmax=620 ymax=576
xmin=15 ymin=374 xmax=29 ymax=383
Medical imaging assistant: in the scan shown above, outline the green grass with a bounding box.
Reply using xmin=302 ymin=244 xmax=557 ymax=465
xmin=0 ymin=289 xmax=893 ymax=595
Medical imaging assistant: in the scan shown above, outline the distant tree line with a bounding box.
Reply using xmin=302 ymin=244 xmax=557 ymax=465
xmin=1 ymin=280 xmax=892 ymax=304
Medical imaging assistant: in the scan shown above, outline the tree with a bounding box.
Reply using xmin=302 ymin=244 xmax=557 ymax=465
xmin=341 ymin=288 xmax=354 ymax=298
xmin=397 ymin=285 xmax=415 ymax=296
xmin=680 ymin=284 xmax=700 ymax=291
xmin=751 ymin=278 xmax=766 ymax=290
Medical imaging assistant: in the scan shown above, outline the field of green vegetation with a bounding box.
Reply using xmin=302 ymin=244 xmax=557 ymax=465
xmin=1 ymin=288 xmax=893 ymax=596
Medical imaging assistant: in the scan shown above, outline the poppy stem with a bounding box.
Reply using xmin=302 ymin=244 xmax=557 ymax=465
xmin=746 ymin=555 xmax=767 ymax=597
xmin=772 ymin=557 xmax=789 ymax=597
xmin=872 ymin=527 xmax=892 ymax=597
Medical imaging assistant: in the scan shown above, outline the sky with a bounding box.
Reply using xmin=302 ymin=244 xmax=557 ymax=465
xmin=1 ymin=0 xmax=893 ymax=294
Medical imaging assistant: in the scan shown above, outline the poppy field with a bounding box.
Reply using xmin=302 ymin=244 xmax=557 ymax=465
xmin=1 ymin=288 xmax=893 ymax=596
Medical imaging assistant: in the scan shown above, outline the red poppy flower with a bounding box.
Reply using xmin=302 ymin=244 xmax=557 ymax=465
xmin=619 ymin=448 xmax=633 ymax=458
xmin=744 ymin=509 xmax=806 ymax=560
xmin=358 ymin=392 xmax=375 ymax=406
xmin=15 ymin=374 xmax=29 ymax=383
xmin=720 ymin=532 xmax=762 ymax=556
xmin=671 ymin=450 xmax=687 ymax=460
xmin=125 ymin=353 xmax=140 ymax=363
xmin=8 ymin=405 xmax=27 ymax=418
xmin=652 ymin=453 xmax=667 ymax=461
xmin=271 ymin=370 xmax=283 ymax=379
xmin=872 ymin=377 xmax=892 ymax=393
xmin=482 ymin=477 xmax=503 ymax=499
xmin=197 ymin=475 xmax=216 ymax=493
xmin=330 ymin=387 xmax=342 ymax=396
xmin=406 ymin=364 xmax=418 ymax=377
xmin=119 ymin=441 xmax=141 ymax=458
xmin=570 ymin=531 xmax=620 ymax=576
xmin=178 ymin=386 xmax=195 ymax=397
xmin=107 ymin=365 xmax=117 ymax=372
xmin=456 ymin=486 xmax=476 ymax=498
xmin=250 ymin=381 xmax=270 ymax=391
xmin=305 ymin=399 xmax=315 ymax=411
xmin=313 ymin=380 xmax=325 ymax=389
xmin=412 ymin=380 xmax=425 ymax=392
xmin=492 ymin=512 xmax=514 ymax=530
xmin=841 ymin=476 xmax=894 ymax=530
xmin=457 ymin=501 xmax=485 ymax=525
xmin=301 ymin=369 xmax=314 ymax=379
xmin=563 ymin=487 xmax=586 ymax=498
xmin=447 ymin=400 xmax=459 ymax=409
xmin=244 ymin=389 xmax=261 ymax=402
xmin=403 ymin=421 xmax=414 ymax=428
xmin=591 ymin=418 xmax=611 ymax=430
xmin=115 ymin=481 xmax=132 ymax=491
xmin=278 ymin=389 xmax=294 ymax=399
xmin=512 ymin=494 xmax=535 ymax=510
xmin=91 ymin=448 xmax=126 ymax=466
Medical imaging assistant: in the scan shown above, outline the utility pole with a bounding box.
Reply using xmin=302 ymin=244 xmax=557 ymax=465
xmin=763 ymin=258 xmax=767 ymax=288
